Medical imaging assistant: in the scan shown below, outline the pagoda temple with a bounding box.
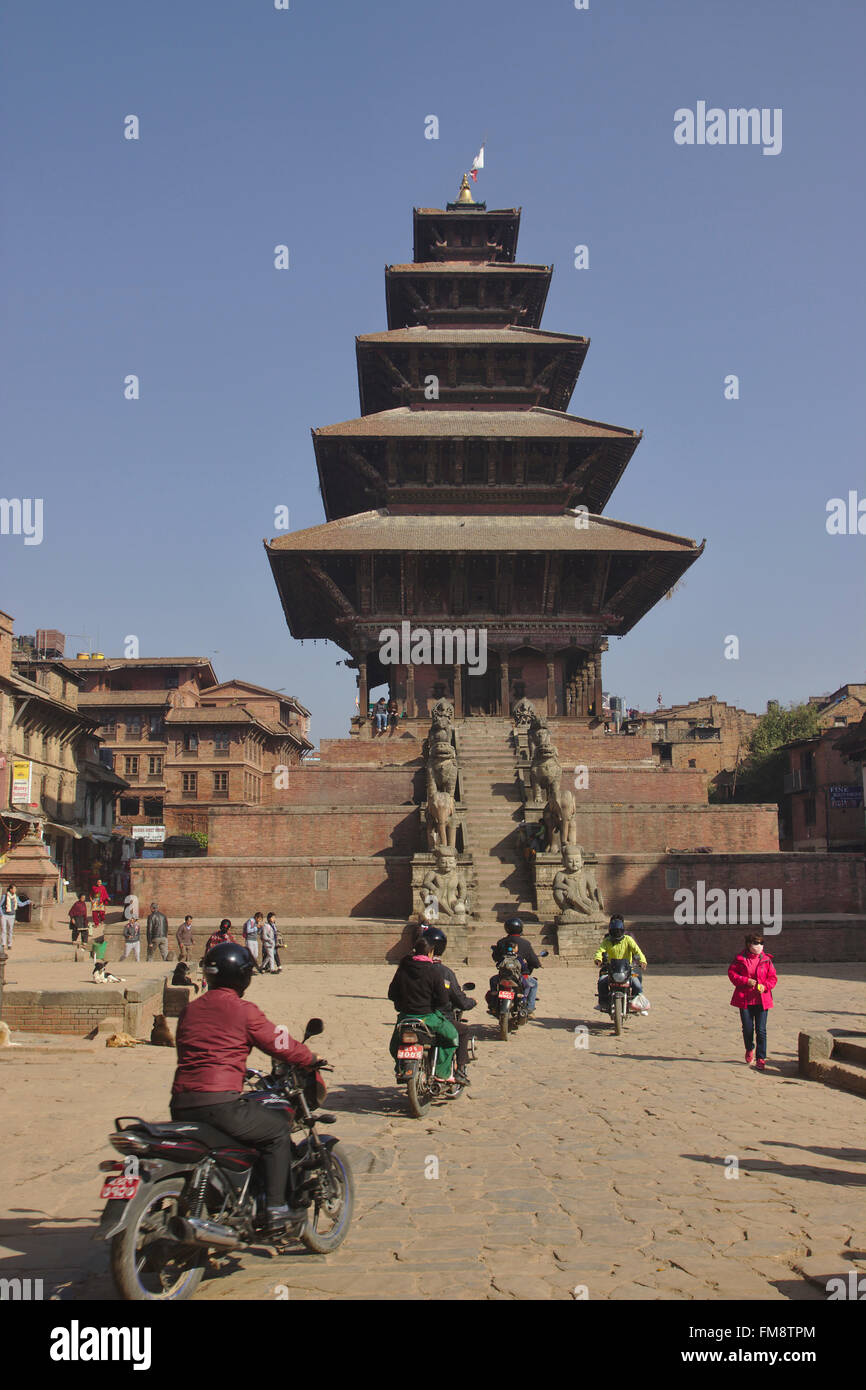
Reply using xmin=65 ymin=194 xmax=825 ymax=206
xmin=129 ymin=184 xmax=865 ymax=963
xmin=267 ymin=180 xmax=704 ymax=726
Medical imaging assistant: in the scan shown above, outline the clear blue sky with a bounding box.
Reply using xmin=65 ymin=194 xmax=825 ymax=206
xmin=2 ymin=0 xmax=864 ymax=741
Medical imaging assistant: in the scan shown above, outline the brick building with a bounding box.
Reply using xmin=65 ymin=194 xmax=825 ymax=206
xmin=632 ymin=695 xmax=759 ymax=783
xmin=809 ymin=683 xmax=866 ymax=732
xmin=0 ymin=611 xmax=128 ymax=912
xmin=780 ymin=730 xmax=865 ymax=853
xmin=65 ymin=656 xmax=312 ymax=841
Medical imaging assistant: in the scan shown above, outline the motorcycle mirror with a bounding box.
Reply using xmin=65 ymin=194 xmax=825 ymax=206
xmin=302 ymin=1018 xmax=324 ymax=1041
xmin=463 ymin=982 xmax=476 ymax=990
xmin=540 ymin=950 xmax=549 ymax=958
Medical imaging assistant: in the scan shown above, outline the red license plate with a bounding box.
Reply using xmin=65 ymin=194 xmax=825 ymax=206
xmin=100 ymin=1176 xmax=141 ymax=1200
xmin=396 ymin=1045 xmax=423 ymax=1059
xmin=498 ymin=990 xmax=514 ymax=1000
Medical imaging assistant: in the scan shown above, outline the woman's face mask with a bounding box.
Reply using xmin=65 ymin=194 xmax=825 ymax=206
xmin=749 ymin=943 xmax=764 ymax=955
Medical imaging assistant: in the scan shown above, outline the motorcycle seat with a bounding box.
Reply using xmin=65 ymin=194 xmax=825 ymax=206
xmin=134 ymin=1119 xmax=254 ymax=1152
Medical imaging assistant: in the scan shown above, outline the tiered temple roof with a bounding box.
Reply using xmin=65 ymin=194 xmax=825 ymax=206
xmin=267 ymin=185 xmax=703 ymax=721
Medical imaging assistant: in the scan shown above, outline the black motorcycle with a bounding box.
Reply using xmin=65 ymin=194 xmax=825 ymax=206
xmin=601 ymin=958 xmax=645 ymax=1035
xmin=97 ymin=1018 xmax=354 ymax=1301
xmin=490 ymin=951 xmax=548 ymax=1041
xmin=392 ymin=986 xmax=476 ymax=1119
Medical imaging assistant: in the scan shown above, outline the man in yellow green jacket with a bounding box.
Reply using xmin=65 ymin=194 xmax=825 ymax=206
xmin=594 ymin=916 xmax=647 ymax=1013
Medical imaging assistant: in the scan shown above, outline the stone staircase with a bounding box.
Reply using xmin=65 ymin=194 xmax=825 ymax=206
xmin=454 ymin=719 xmax=557 ymax=965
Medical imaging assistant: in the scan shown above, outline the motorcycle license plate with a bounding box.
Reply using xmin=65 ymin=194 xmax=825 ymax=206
xmin=498 ymin=990 xmax=514 ymax=1000
xmin=396 ymin=1046 xmax=423 ymax=1059
xmin=99 ymin=1175 xmax=141 ymax=1200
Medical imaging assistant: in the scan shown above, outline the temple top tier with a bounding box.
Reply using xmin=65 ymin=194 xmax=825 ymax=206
xmin=413 ymin=203 xmax=521 ymax=263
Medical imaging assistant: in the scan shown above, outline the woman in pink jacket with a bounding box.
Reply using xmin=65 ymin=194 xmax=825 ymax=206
xmin=728 ymin=933 xmax=778 ymax=1071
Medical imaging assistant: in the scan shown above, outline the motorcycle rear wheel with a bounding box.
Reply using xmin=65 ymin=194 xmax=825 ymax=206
xmin=110 ymin=1176 xmax=207 ymax=1302
xmin=613 ymin=993 xmax=625 ymax=1036
xmin=407 ymin=1061 xmax=433 ymax=1118
xmin=300 ymin=1143 xmax=355 ymax=1254
xmin=499 ymin=1011 xmax=510 ymax=1042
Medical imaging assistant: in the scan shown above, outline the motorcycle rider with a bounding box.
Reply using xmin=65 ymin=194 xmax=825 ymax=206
xmin=488 ymin=917 xmax=542 ymax=1014
xmin=419 ymin=924 xmax=477 ymax=1086
xmin=387 ymin=935 xmax=459 ymax=1082
xmin=170 ymin=942 xmax=325 ymax=1236
xmin=594 ymin=915 xmax=648 ymax=1013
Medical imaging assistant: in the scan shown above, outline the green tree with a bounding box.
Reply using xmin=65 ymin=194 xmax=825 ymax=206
xmin=734 ymin=700 xmax=819 ymax=803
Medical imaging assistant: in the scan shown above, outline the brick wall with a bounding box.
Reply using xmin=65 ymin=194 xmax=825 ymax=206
xmin=568 ymin=803 xmax=779 ymax=853
xmin=132 ymin=855 xmax=411 ymax=920
xmin=208 ymin=806 xmax=420 ymax=857
xmin=593 ymin=851 xmax=866 ymax=915
xmin=2 ymin=987 xmax=126 ymax=1035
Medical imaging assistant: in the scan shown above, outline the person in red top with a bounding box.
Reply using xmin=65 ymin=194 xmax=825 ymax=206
xmin=204 ymin=918 xmax=235 ymax=959
xmin=171 ymin=941 xmax=324 ymax=1234
xmin=728 ymin=933 xmax=778 ymax=1071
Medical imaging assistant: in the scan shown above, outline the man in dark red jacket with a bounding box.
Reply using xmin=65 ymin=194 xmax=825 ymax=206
xmin=171 ymin=942 xmax=323 ymax=1234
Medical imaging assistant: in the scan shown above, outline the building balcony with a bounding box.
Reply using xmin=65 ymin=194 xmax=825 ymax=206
xmin=784 ymin=769 xmax=816 ymax=794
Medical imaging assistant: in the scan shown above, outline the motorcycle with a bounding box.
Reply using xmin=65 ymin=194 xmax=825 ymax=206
xmin=601 ymin=957 xmax=648 ymax=1036
xmin=96 ymin=1018 xmax=354 ymax=1301
xmin=392 ymin=985 xmax=476 ymax=1119
xmin=491 ymin=950 xmax=549 ymax=1041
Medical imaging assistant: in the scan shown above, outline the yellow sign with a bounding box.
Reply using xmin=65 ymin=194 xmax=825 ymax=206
xmin=11 ymin=759 xmax=32 ymax=803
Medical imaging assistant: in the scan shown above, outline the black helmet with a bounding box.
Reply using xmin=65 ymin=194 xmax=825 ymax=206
xmin=608 ymin=916 xmax=626 ymax=943
xmin=204 ymin=942 xmax=255 ymax=994
xmin=420 ymin=925 xmax=447 ymax=957
xmin=504 ymin=917 xmax=524 ymax=935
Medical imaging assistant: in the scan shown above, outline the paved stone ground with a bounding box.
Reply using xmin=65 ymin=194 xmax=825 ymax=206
xmin=1 ymin=957 xmax=864 ymax=1301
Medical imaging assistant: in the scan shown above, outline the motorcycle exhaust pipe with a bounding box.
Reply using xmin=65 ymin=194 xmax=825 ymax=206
xmin=180 ymin=1216 xmax=241 ymax=1250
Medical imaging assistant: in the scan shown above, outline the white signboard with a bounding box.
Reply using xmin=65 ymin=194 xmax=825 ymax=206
xmin=132 ymin=824 xmax=166 ymax=843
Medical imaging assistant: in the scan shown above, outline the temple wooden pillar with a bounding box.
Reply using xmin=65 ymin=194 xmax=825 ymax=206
xmin=405 ymin=662 xmax=416 ymax=719
xmin=453 ymin=664 xmax=463 ymax=719
xmin=546 ymin=657 xmax=557 ymax=717
xmin=357 ymin=654 xmax=368 ymax=718
xmin=500 ymin=656 xmax=510 ymax=715
xmin=592 ymin=651 xmax=603 ymax=718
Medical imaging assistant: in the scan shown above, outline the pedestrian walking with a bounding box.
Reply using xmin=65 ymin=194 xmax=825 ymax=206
xmin=1 ymin=883 xmax=20 ymax=950
xmin=176 ymin=914 xmax=195 ymax=962
xmin=728 ymin=933 xmax=778 ymax=1071
xmin=68 ymin=892 xmax=90 ymax=948
xmin=123 ymin=916 xmax=141 ymax=962
xmin=267 ymin=912 xmax=283 ymax=971
xmin=243 ymin=911 xmax=263 ymax=962
xmin=91 ymin=878 xmax=109 ymax=931
xmin=146 ymin=901 xmax=169 ymax=962
xmin=261 ymin=915 xmax=278 ymax=973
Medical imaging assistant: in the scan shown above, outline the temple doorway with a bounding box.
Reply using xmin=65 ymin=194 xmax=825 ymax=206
xmin=464 ymin=652 xmax=501 ymax=716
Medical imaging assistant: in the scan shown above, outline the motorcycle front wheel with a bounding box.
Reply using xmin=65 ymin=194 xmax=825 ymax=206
xmin=613 ymin=993 xmax=625 ymax=1036
xmin=110 ymin=1176 xmax=207 ymax=1302
xmin=300 ymin=1143 xmax=355 ymax=1254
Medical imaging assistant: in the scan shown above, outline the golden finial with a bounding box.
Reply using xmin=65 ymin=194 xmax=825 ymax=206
xmin=457 ymin=173 xmax=474 ymax=205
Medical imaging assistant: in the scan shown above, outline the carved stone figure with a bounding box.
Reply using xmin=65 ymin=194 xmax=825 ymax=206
xmin=430 ymin=698 xmax=454 ymax=725
xmin=552 ymin=844 xmax=605 ymax=923
xmin=512 ymin=697 xmax=536 ymax=726
xmin=426 ymin=727 xmax=458 ymax=799
xmin=543 ymin=786 xmax=577 ymax=853
xmin=421 ymin=850 xmax=469 ymax=919
xmin=529 ymin=726 xmax=562 ymax=805
xmin=427 ymin=789 xmax=456 ymax=850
